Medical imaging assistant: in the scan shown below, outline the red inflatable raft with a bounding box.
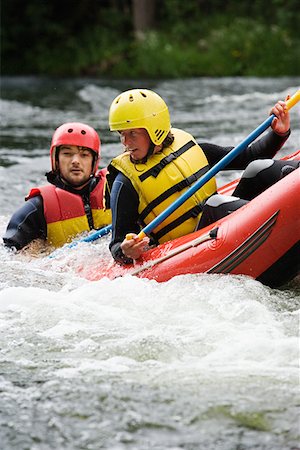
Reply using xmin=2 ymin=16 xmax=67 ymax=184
xmin=85 ymin=151 xmax=300 ymax=288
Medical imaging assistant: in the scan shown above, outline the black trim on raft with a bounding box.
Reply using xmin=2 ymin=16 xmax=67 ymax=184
xmin=257 ymin=240 xmax=300 ymax=288
xmin=207 ymin=210 xmax=279 ymax=275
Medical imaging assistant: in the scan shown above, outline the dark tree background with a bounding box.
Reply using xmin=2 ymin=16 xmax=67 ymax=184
xmin=1 ymin=0 xmax=299 ymax=77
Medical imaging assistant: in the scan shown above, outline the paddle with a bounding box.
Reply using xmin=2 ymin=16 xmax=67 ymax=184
xmin=130 ymin=227 xmax=218 ymax=276
xmin=135 ymin=90 xmax=300 ymax=241
xmin=48 ymin=224 xmax=112 ymax=258
xmin=50 ymin=89 xmax=299 ymax=255
xmin=76 ymin=224 xmax=112 ymax=244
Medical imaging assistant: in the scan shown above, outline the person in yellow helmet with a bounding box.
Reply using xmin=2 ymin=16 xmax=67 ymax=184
xmin=3 ymin=122 xmax=111 ymax=250
xmin=107 ymin=89 xmax=297 ymax=265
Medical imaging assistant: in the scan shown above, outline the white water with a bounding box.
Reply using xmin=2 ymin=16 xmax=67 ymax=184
xmin=0 ymin=77 xmax=300 ymax=449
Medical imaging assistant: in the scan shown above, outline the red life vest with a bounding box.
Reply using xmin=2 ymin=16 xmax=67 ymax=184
xmin=26 ymin=169 xmax=111 ymax=247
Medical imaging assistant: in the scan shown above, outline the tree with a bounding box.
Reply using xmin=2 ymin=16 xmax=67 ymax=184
xmin=132 ymin=0 xmax=156 ymax=39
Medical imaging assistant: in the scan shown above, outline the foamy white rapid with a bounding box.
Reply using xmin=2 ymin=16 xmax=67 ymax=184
xmin=1 ymin=222 xmax=299 ymax=449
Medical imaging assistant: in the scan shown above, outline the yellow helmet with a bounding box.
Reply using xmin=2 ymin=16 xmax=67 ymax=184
xmin=109 ymin=89 xmax=171 ymax=145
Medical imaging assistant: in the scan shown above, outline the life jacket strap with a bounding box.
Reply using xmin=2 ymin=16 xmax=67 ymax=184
xmin=139 ymin=165 xmax=209 ymax=222
xmin=139 ymin=140 xmax=195 ymax=181
xmin=152 ymin=203 xmax=205 ymax=241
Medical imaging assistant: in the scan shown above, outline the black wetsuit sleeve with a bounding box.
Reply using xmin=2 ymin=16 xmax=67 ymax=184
xmin=109 ymin=172 xmax=140 ymax=265
xmin=200 ymin=129 xmax=290 ymax=170
xmin=3 ymin=196 xmax=47 ymax=250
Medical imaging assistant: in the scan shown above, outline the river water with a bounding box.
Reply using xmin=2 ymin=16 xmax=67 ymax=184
xmin=0 ymin=76 xmax=299 ymax=449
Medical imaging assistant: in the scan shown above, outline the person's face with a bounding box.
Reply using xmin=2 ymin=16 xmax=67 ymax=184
xmin=58 ymin=145 xmax=94 ymax=188
xmin=120 ymin=128 xmax=151 ymax=162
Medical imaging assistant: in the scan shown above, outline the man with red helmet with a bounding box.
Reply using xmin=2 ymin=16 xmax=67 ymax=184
xmin=3 ymin=122 xmax=111 ymax=250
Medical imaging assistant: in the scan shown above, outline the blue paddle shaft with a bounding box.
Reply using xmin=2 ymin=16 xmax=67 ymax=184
xmin=77 ymin=224 xmax=112 ymax=243
xmin=65 ymin=224 xmax=112 ymax=248
xmin=48 ymin=224 xmax=112 ymax=258
xmin=140 ymin=114 xmax=275 ymax=237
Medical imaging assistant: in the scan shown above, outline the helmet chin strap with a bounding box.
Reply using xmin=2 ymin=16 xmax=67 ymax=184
xmin=147 ymin=142 xmax=156 ymax=158
xmin=129 ymin=142 xmax=156 ymax=165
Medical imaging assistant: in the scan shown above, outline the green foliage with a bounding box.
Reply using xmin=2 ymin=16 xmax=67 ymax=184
xmin=102 ymin=18 xmax=299 ymax=78
xmin=1 ymin=0 xmax=299 ymax=77
xmin=196 ymin=18 xmax=299 ymax=76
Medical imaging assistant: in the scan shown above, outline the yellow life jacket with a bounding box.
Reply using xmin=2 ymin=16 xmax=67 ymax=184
xmin=110 ymin=128 xmax=217 ymax=243
xmin=26 ymin=170 xmax=111 ymax=247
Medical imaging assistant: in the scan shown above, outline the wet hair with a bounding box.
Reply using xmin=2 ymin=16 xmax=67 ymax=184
xmin=161 ymin=131 xmax=174 ymax=149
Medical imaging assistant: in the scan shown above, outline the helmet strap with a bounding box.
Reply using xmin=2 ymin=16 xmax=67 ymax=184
xmin=147 ymin=142 xmax=156 ymax=158
xmin=91 ymin=153 xmax=97 ymax=174
xmin=129 ymin=142 xmax=159 ymax=165
xmin=54 ymin=146 xmax=60 ymax=171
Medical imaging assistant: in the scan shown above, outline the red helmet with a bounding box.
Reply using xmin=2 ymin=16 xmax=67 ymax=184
xmin=50 ymin=122 xmax=101 ymax=174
